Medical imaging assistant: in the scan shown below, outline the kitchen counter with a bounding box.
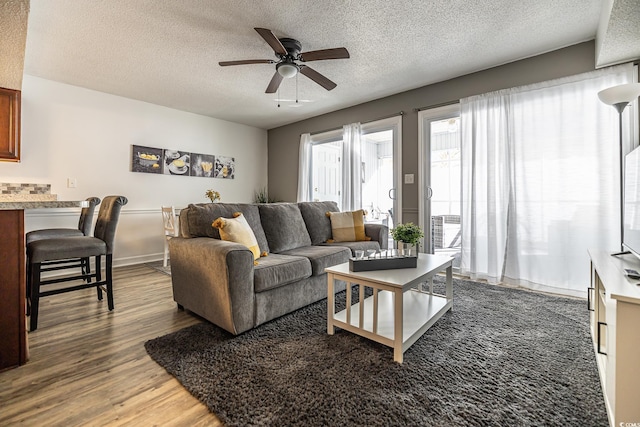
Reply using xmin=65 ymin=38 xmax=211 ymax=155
xmin=0 ymin=200 xmax=89 ymax=210
xmin=0 ymin=199 xmax=88 ymax=371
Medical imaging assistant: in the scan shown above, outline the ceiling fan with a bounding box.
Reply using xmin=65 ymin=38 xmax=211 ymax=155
xmin=219 ymin=28 xmax=350 ymax=93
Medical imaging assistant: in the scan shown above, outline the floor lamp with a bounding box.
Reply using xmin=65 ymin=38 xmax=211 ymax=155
xmin=597 ymin=82 xmax=640 ymax=253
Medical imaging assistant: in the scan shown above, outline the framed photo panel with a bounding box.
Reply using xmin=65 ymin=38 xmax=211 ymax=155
xmin=163 ymin=149 xmax=191 ymax=176
xmin=214 ymin=156 xmax=235 ymax=179
xmin=131 ymin=145 xmax=163 ymax=174
xmin=190 ymin=153 xmax=216 ymax=177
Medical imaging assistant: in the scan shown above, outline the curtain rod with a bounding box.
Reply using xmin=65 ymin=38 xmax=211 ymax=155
xmin=413 ymin=100 xmax=460 ymax=112
xmin=307 ymin=111 xmax=405 ymax=136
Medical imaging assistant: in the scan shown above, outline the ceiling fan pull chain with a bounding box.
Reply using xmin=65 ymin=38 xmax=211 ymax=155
xmin=296 ymin=73 xmax=299 ymax=104
xmin=277 ymin=86 xmax=281 ymax=108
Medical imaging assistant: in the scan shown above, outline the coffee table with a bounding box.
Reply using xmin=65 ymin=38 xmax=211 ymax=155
xmin=326 ymin=253 xmax=454 ymax=363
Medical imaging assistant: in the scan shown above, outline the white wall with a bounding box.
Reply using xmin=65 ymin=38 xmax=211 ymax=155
xmin=0 ymin=75 xmax=268 ymax=266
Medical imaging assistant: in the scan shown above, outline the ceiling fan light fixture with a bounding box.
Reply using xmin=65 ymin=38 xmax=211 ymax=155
xmin=277 ymin=62 xmax=299 ymax=78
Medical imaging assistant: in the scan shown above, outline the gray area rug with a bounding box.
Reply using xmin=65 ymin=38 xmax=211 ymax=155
xmin=144 ymin=260 xmax=171 ymax=276
xmin=145 ymin=277 xmax=607 ymax=426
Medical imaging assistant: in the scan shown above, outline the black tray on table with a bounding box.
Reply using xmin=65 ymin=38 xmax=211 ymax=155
xmin=349 ymin=255 xmax=417 ymax=272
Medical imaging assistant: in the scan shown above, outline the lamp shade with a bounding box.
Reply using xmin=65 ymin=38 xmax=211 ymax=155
xmin=277 ymin=63 xmax=298 ymax=79
xmin=598 ymin=83 xmax=640 ymax=106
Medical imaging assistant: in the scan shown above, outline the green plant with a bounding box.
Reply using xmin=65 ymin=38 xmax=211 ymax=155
xmin=391 ymin=222 xmax=424 ymax=245
xmin=205 ymin=189 xmax=221 ymax=202
xmin=254 ymin=187 xmax=277 ymax=203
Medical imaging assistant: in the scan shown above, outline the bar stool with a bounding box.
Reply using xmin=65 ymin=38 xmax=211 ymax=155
xmin=27 ymin=195 xmax=128 ymax=331
xmin=26 ymin=197 xmax=101 ymax=243
xmin=26 ymin=197 xmax=101 ymax=315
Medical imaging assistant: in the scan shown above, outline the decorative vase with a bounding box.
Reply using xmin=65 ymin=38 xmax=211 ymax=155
xmin=398 ymin=242 xmax=415 ymax=257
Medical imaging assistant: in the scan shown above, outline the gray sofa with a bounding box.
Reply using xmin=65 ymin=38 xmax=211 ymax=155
xmin=169 ymin=201 xmax=388 ymax=335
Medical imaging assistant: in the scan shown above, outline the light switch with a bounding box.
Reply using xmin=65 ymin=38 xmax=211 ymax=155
xmin=67 ymin=178 xmax=77 ymax=188
xmin=404 ymin=174 xmax=414 ymax=184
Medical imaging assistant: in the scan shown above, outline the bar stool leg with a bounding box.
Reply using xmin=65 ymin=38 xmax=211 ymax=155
xmin=26 ymin=254 xmax=32 ymax=316
xmin=30 ymin=262 xmax=41 ymax=332
xmin=106 ymin=254 xmax=114 ymax=311
xmin=94 ymin=255 xmax=103 ymax=300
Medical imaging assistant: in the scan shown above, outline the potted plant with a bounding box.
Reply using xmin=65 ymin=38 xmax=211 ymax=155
xmin=391 ymin=222 xmax=424 ymax=256
xmin=205 ymin=189 xmax=221 ymax=203
xmin=253 ymin=187 xmax=278 ymax=203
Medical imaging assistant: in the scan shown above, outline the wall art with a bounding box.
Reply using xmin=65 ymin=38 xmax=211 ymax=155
xmin=131 ymin=145 xmax=163 ymax=174
xmin=214 ymin=155 xmax=235 ymax=179
xmin=163 ymin=149 xmax=191 ymax=176
xmin=131 ymin=144 xmax=233 ymax=179
xmin=190 ymin=153 xmax=216 ymax=177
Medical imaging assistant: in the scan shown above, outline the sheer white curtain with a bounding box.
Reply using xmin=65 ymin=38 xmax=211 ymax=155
xmin=296 ymin=133 xmax=312 ymax=202
xmin=460 ymin=64 xmax=634 ymax=297
xmin=342 ymin=123 xmax=362 ymax=211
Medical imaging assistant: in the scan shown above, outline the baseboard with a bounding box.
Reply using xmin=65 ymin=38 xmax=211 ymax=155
xmin=113 ymin=253 xmax=164 ymax=268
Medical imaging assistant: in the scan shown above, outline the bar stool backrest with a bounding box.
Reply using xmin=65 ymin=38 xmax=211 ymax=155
xmin=94 ymin=195 xmax=128 ymax=253
xmin=78 ymin=197 xmax=102 ymax=236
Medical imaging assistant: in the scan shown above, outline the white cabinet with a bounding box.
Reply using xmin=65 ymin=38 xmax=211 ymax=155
xmin=588 ymin=250 xmax=640 ymax=427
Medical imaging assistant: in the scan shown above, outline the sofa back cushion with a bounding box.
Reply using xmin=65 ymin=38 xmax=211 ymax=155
xmin=298 ymin=201 xmax=340 ymax=245
xmin=258 ymin=203 xmax=312 ymax=253
xmin=183 ymin=203 xmax=270 ymax=253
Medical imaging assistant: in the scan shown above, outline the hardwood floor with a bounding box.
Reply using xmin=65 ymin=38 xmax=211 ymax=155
xmin=0 ymin=264 xmax=221 ymax=426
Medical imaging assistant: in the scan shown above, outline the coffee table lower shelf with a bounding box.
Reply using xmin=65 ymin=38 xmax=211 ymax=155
xmin=332 ymin=289 xmax=451 ymax=360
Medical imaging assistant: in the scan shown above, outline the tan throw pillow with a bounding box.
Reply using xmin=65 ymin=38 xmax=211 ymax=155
xmin=212 ymin=213 xmax=261 ymax=261
xmin=326 ymin=210 xmax=371 ymax=242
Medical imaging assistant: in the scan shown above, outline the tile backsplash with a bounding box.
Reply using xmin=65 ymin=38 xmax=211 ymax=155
xmin=0 ymin=183 xmax=51 ymax=195
xmin=0 ymin=183 xmax=57 ymax=201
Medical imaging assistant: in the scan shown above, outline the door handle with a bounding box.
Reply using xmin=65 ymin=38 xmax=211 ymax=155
xmin=597 ymin=321 xmax=607 ymax=355
xmin=426 ymin=186 xmax=433 ymax=199
xmin=388 ymin=188 xmax=396 ymax=200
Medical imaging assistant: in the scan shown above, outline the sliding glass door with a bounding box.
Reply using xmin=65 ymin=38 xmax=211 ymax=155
xmin=361 ymin=117 xmax=402 ymax=238
xmin=305 ymin=117 xmax=402 ymax=249
xmin=419 ymin=104 xmax=461 ymax=268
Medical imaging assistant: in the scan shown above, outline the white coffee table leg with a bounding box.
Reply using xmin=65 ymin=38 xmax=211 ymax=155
xmin=393 ymin=288 xmax=403 ymax=363
xmin=327 ymin=273 xmax=335 ymax=335
xmin=446 ymin=264 xmax=453 ymax=302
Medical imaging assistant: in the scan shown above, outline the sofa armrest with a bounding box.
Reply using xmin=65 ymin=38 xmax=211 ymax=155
xmin=169 ymin=237 xmax=255 ymax=335
xmin=364 ymin=223 xmax=389 ymax=249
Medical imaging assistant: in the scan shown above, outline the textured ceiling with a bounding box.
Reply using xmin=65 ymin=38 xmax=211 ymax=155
xmin=596 ymin=0 xmax=640 ymax=67
xmin=0 ymin=0 xmax=28 ymax=90
xmin=22 ymin=0 xmax=606 ymax=130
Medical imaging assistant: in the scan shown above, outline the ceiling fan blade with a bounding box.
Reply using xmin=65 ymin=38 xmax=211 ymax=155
xmin=254 ymin=28 xmax=287 ymax=56
xmin=300 ymin=48 xmax=350 ymax=62
xmin=219 ymin=59 xmax=274 ymax=66
xmin=265 ymin=71 xmax=284 ymax=93
xmin=299 ymin=66 xmax=337 ymax=91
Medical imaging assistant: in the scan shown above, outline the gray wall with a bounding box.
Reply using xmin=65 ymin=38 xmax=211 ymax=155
xmin=267 ymin=41 xmax=596 ymax=224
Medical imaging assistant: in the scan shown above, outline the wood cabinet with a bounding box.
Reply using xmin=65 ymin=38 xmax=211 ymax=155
xmin=0 ymin=210 xmax=27 ymax=371
xmin=0 ymin=87 xmax=21 ymax=162
xmin=588 ymin=250 xmax=640 ymax=426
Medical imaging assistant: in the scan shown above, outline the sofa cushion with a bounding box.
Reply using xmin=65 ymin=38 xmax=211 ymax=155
xmin=212 ymin=213 xmax=261 ymax=261
xmin=258 ymin=203 xmax=312 ymax=253
xmin=184 ymin=203 xmax=270 ymax=253
xmin=319 ymin=240 xmax=381 ymax=255
xmin=279 ymin=245 xmax=350 ymax=276
xmin=253 ymin=254 xmax=312 ymax=293
xmin=298 ymin=201 xmax=340 ymax=245
xmin=320 ymin=240 xmax=383 ymax=256
xmin=327 ymin=209 xmax=370 ymax=242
